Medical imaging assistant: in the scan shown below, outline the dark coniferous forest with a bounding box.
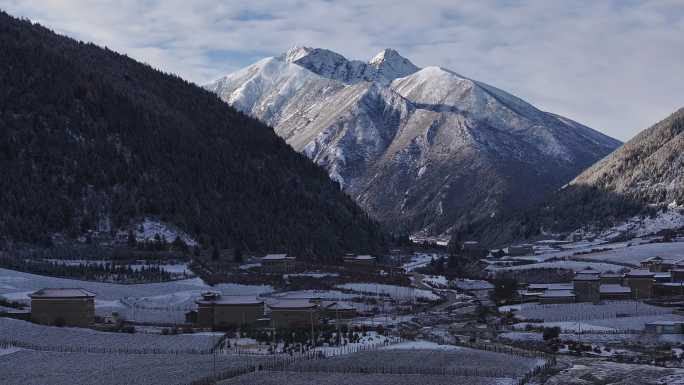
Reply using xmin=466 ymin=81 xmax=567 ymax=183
xmin=0 ymin=12 xmax=386 ymax=256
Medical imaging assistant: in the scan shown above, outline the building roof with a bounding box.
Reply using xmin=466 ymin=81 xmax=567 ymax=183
xmin=353 ymin=255 xmax=375 ymax=260
xmin=573 ymin=274 xmax=600 ymax=281
xmin=646 ymin=321 xmax=684 ymax=326
xmin=642 ymin=256 xmax=664 ymax=262
xmin=600 ymin=273 xmax=623 ymax=278
xmin=600 ymin=284 xmax=631 ymax=294
xmin=196 ymin=296 xmax=263 ymax=306
xmin=527 ymin=283 xmax=573 ymax=291
xmin=262 ymin=253 xmax=292 ymax=261
xmin=322 ymin=301 xmax=355 ymax=311
xmin=625 ymin=269 xmax=655 ymax=278
xmin=267 ymin=300 xmax=317 ymax=310
xmin=577 ymin=268 xmax=601 ymax=275
xmin=29 ymin=288 xmax=96 ymax=299
xmin=540 ymin=290 xmax=575 ymax=298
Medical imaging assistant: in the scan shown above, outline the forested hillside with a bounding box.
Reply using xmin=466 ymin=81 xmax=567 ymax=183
xmin=457 ymin=108 xmax=684 ymax=246
xmin=0 ymin=12 xmax=385 ymax=256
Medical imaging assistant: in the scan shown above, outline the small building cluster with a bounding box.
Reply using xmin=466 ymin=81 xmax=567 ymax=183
xmin=195 ymin=292 xmax=265 ymax=328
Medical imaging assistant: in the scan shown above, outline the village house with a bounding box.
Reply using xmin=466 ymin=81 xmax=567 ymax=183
xmin=624 ymin=269 xmax=655 ymax=299
xmin=573 ymin=268 xmax=601 ymax=303
xmin=261 ymin=253 xmax=296 ymax=274
xmin=508 ymin=244 xmax=534 ymax=256
xmin=29 ymin=288 xmax=96 ymax=327
xmin=268 ymin=299 xmax=319 ymax=329
xmin=195 ymin=292 xmax=264 ymax=328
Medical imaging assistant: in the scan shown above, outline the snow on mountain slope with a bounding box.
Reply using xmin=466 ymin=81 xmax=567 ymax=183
xmin=206 ymin=48 xmax=621 ymax=239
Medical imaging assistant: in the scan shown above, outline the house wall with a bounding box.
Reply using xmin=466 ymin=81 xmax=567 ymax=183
xmin=31 ymin=298 xmax=94 ymax=327
xmin=271 ymin=309 xmax=319 ymax=329
xmin=626 ymin=278 xmax=654 ymax=299
xmin=573 ymin=280 xmax=600 ymax=303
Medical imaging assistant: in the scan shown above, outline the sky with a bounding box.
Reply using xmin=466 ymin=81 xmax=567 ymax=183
xmin=2 ymin=0 xmax=683 ymax=141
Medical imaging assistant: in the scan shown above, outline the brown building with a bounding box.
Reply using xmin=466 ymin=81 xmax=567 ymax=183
xmin=625 ymin=270 xmax=655 ymax=299
xmin=599 ymin=284 xmax=632 ymax=300
xmin=672 ymin=269 xmax=684 ymax=282
xmin=195 ymin=292 xmax=264 ymax=328
xmin=321 ymin=302 xmax=357 ymax=320
xmin=261 ymin=254 xmax=296 ymax=274
xmin=268 ymin=300 xmax=319 ymax=329
xmin=539 ymin=289 xmax=575 ymax=304
xmin=600 ymin=273 xmax=623 ymax=285
xmin=573 ymin=269 xmax=601 ymax=303
xmin=29 ymin=288 xmax=95 ymax=327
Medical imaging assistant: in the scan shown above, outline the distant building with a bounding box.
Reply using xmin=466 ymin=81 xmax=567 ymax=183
xmin=344 ymin=255 xmax=377 ymax=266
xmin=268 ymin=300 xmax=319 ymax=329
xmin=508 ymin=244 xmax=534 ymax=256
xmin=672 ymin=269 xmax=684 ymax=282
xmin=573 ymin=269 xmax=601 ymax=303
xmin=261 ymin=254 xmax=296 ymax=274
xmin=625 ymin=270 xmax=655 ymax=299
xmin=195 ymin=292 xmax=264 ymax=328
xmin=599 ymin=284 xmax=632 ymax=300
xmin=29 ymin=288 xmax=95 ymax=327
xmin=321 ymin=302 xmax=357 ymax=320
xmin=645 ymin=321 xmax=684 ymax=334
xmin=539 ymin=289 xmax=575 ymax=304
xmin=640 ymin=256 xmax=675 ymax=272
xmin=599 ymin=273 xmax=623 ymax=285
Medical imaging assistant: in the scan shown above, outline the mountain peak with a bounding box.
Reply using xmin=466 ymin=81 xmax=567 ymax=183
xmin=369 ymin=48 xmax=403 ymax=65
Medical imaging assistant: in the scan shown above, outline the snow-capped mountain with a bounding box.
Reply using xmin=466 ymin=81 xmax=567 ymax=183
xmin=206 ymin=47 xmax=621 ymax=238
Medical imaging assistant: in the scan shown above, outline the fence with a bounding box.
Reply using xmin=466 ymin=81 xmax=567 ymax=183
xmin=0 ymin=339 xmax=212 ymax=355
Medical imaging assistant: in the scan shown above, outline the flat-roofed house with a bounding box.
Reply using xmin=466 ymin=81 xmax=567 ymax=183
xmin=600 ymin=284 xmax=632 ymax=300
xmin=625 ymin=269 xmax=655 ymax=299
xmin=539 ymin=289 xmax=575 ymax=304
xmin=261 ymin=254 xmax=296 ymax=274
xmin=645 ymin=321 xmax=684 ymax=334
xmin=321 ymin=302 xmax=357 ymax=320
xmin=195 ymin=292 xmax=263 ymax=328
xmin=268 ymin=300 xmax=319 ymax=329
xmin=573 ymin=269 xmax=601 ymax=303
xmin=600 ymin=273 xmax=623 ymax=285
xmin=508 ymin=244 xmax=534 ymax=256
xmin=30 ymin=288 xmax=95 ymax=327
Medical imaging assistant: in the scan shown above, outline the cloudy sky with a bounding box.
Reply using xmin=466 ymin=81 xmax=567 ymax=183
xmin=2 ymin=0 xmax=683 ymax=141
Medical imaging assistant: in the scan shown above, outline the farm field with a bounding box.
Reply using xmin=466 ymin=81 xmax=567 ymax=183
xmin=0 ymin=318 xmax=218 ymax=353
xmin=491 ymin=260 xmax=627 ymax=273
xmin=285 ymin=346 xmax=542 ymax=378
xmin=219 ymin=371 xmax=516 ymax=385
xmin=571 ymin=241 xmax=684 ymax=266
xmin=0 ymin=349 xmax=266 ymax=385
xmin=507 ymin=301 xmax=672 ymax=323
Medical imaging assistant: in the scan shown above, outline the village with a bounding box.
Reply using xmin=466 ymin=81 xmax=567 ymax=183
xmin=2 ymin=226 xmax=684 ymax=384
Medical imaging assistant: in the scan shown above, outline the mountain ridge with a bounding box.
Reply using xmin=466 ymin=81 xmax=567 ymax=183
xmin=206 ymin=47 xmax=621 ymax=240
xmin=0 ymin=12 xmax=386 ymax=256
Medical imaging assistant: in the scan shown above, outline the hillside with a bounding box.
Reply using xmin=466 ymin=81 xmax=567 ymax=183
xmin=473 ymin=108 xmax=684 ymax=244
xmin=0 ymin=12 xmax=385 ymax=256
xmin=206 ymin=47 xmax=621 ymax=238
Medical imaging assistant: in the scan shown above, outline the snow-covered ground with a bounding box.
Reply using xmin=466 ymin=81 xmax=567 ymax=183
xmin=0 ymin=268 xmax=272 ymax=323
xmin=491 ymin=260 xmax=628 ymax=273
xmin=598 ymin=208 xmax=684 ymax=239
xmin=402 ymin=253 xmax=437 ymax=272
xmin=130 ymin=217 xmax=197 ymax=246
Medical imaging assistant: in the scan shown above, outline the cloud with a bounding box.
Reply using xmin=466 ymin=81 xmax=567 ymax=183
xmin=1 ymin=0 xmax=683 ymax=141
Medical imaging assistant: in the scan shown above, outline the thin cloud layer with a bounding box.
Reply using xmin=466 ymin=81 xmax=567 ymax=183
xmin=2 ymin=0 xmax=683 ymax=141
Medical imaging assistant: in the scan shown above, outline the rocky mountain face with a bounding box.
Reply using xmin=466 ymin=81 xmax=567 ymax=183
xmin=206 ymin=47 xmax=621 ymax=239
xmin=0 ymin=14 xmax=386 ymax=256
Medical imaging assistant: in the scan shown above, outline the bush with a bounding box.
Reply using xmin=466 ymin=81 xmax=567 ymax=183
xmin=542 ymin=326 xmax=560 ymax=341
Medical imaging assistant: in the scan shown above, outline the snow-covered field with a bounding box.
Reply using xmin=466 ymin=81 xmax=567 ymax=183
xmin=0 ymin=350 xmax=266 ymax=385
xmin=507 ymin=301 xmax=673 ymax=323
xmin=220 ymin=372 xmax=516 ymax=385
xmin=336 ymin=283 xmax=440 ymax=301
xmin=492 ymin=260 xmax=627 ymax=273
xmin=571 ymin=241 xmax=684 ymax=266
xmin=402 ymin=253 xmax=437 ymax=272
xmin=285 ymin=342 xmax=542 ymax=379
xmin=0 ymin=318 xmax=218 ymax=353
